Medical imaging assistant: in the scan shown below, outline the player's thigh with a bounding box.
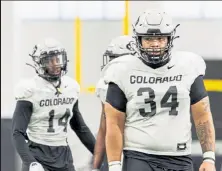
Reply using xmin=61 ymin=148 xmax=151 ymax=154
xmin=29 ymin=141 xmax=74 ymax=169
xmin=122 ymin=156 xmax=163 ymax=171
xmin=47 ymin=165 xmax=75 ymax=171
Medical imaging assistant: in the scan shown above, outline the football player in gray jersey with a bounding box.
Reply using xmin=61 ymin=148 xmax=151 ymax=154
xmin=104 ymin=9 xmax=216 ymax=171
xmin=12 ymin=38 xmax=96 ymax=171
xmin=92 ymin=35 xmax=136 ymax=171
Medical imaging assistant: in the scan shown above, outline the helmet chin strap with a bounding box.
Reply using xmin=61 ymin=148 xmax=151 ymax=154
xmin=50 ymin=78 xmax=60 ymax=86
xmin=52 ymin=79 xmax=62 ymax=97
xmin=26 ymin=63 xmax=62 ymax=96
xmin=139 ymin=54 xmax=170 ymax=69
xmin=27 ymin=44 xmax=68 ymax=96
xmin=42 ymin=73 xmax=62 ymax=97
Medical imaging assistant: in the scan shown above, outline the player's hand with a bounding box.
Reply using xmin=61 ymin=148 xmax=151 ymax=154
xmin=29 ymin=162 xmax=45 ymax=171
xmin=199 ymin=160 xmax=216 ymax=171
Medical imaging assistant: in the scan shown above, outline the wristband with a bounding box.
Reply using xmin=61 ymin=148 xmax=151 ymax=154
xmin=109 ymin=161 xmax=121 ymax=171
xmin=203 ymin=151 xmax=215 ymax=161
xmin=109 ymin=161 xmax=121 ymax=167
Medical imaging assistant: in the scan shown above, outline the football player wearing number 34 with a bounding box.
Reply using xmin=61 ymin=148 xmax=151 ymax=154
xmin=104 ymin=9 xmax=216 ymax=171
xmin=12 ymin=38 xmax=96 ymax=171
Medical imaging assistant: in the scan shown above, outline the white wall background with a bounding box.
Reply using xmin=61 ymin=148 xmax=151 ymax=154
xmin=1 ymin=1 xmax=15 ymax=117
xmin=2 ymin=1 xmax=222 ymax=117
xmin=1 ymin=1 xmax=222 ymax=169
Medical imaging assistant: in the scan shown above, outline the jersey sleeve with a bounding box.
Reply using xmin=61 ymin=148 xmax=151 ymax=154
xmin=64 ymin=76 xmax=80 ymax=98
xmin=74 ymin=80 xmax=80 ymax=97
xmin=106 ymin=82 xmax=127 ymax=112
xmin=70 ymin=79 xmax=80 ymax=103
xmin=193 ymin=54 xmax=206 ymax=77
xmin=14 ymin=80 xmax=35 ymax=103
xmin=95 ymin=78 xmax=108 ymax=103
xmin=103 ymin=62 xmax=127 ymax=93
xmin=190 ymin=75 xmax=208 ymax=105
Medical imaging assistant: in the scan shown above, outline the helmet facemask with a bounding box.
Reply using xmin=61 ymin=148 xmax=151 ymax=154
xmin=133 ymin=10 xmax=180 ymax=67
xmin=101 ymin=50 xmax=132 ymax=70
xmin=135 ymin=32 xmax=176 ymax=65
xmin=39 ymin=49 xmax=68 ymax=82
xmin=100 ymin=36 xmax=137 ymax=70
xmin=27 ymin=39 xmax=69 ymax=85
xmin=101 ymin=50 xmax=121 ymax=70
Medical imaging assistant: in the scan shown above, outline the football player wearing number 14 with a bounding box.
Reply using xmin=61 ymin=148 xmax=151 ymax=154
xmin=104 ymin=10 xmax=216 ymax=171
xmin=12 ymin=39 xmax=96 ymax=171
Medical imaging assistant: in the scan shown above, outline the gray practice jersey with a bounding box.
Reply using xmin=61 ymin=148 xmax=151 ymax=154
xmin=104 ymin=51 xmax=206 ymax=156
xmin=14 ymin=75 xmax=80 ymax=146
xmin=96 ymin=54 xmax=136 ymax=103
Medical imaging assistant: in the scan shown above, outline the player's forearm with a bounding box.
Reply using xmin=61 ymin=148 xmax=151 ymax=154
xmin=93 ymin=105 xmax=107 ymax=169
xmin=93 ymin=129 xmax=106 ymax=169
xmin=12 ymin=101 xmax=37 ymax=165
xmin=105 ymin=123 xmax=123 ymax=162
xmin=104 ymin=84 xmax=126 ymax=163
xmin=74 ymin=126 xmax=96 ymax=154
xmin=12 ymin=131 xmax=37 ymax=165
xmin=70 ymin=101 xmax=96 ymax=154
xmin=195 ymin=114 xmax=215 ymax=153
xmin=192 ymin=97 xmax=216 ymax=153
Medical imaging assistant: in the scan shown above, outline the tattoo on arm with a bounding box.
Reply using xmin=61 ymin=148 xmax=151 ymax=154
xmin=201 ymin=97 xmax=211 ymax=113
xmin=196 ymin=120 xmax=214 ymax=153
xmin=194 ymin=97 xmax=215 ymax=153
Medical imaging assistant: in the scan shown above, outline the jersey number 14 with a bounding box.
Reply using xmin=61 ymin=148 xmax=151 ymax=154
xmin=47 ymin=109 xmax=71 ymax=133
xmin=138 ymin=86 xmax=179 ymax=117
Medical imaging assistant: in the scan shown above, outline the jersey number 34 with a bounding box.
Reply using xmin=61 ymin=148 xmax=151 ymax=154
xmin=138 ymin=86 xmax=179 ymax=117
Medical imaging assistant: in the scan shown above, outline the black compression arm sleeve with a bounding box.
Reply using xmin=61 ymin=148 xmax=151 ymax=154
xmin=70 ymin=100 xmax=96 ymax=154
xmin=190 ymin=75 xmax=208 ymax=105
xmin=11 ymin=101 xmax=37 ymax=165
xmin=106 ymin=82 xmax=127 ymax=112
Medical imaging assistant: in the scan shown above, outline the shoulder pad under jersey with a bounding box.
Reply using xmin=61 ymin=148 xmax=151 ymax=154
xmin=62 ymin=76 xmax=80 ymax=95
xmin=192 ymin=53 xmax=206 ymax=77
xmin=172 ymin=51 xmax=206 ymax=77
xmin=14 ymin=78 xmax=36 ymax=102
xmin=96 ymin=78 xmax=108 ymax=103
xmin=103 ymin=62 xmax=128 ymax=92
